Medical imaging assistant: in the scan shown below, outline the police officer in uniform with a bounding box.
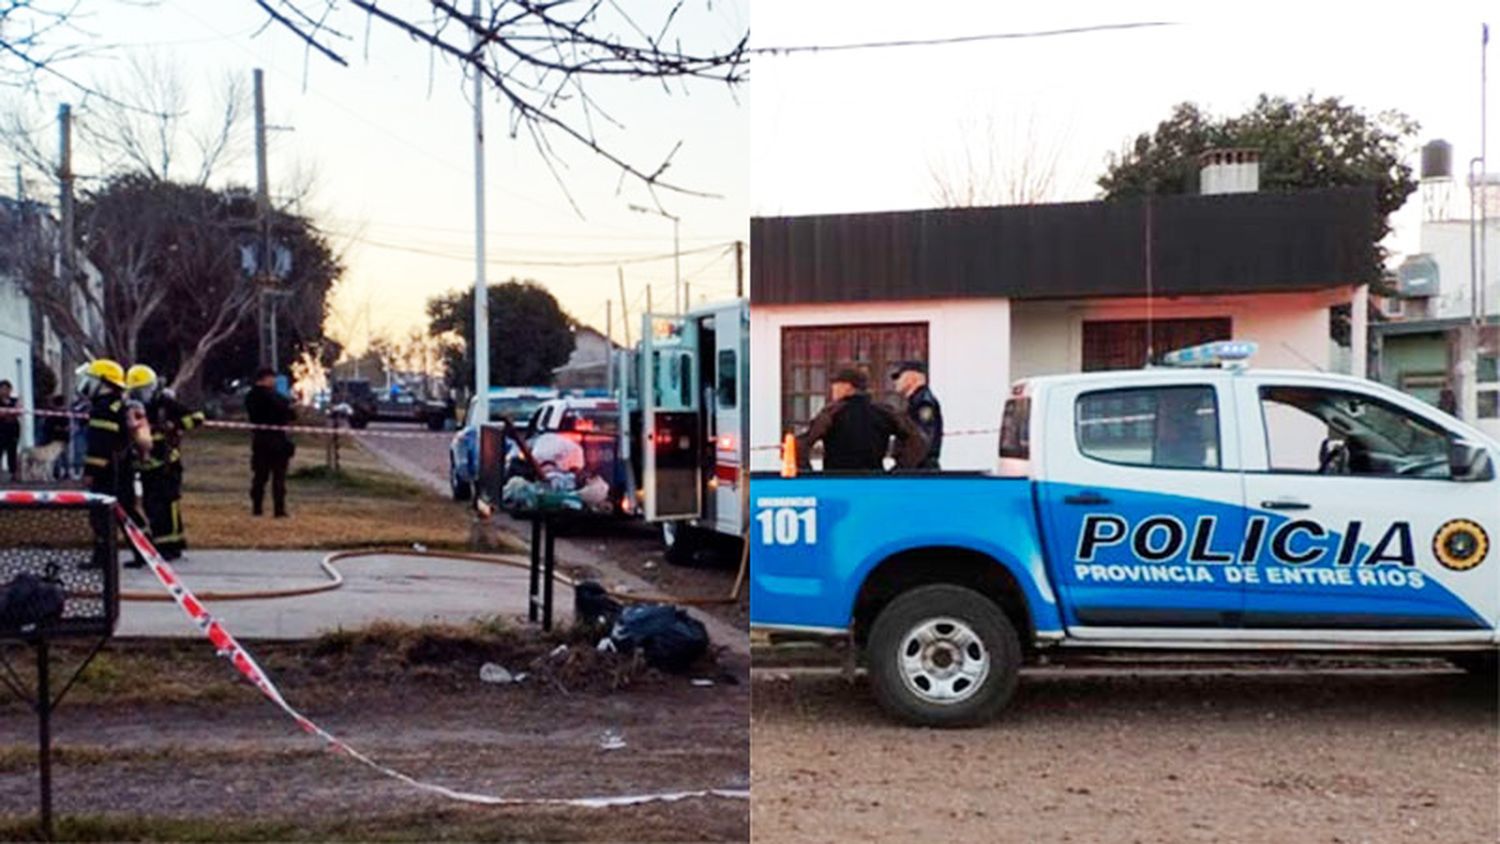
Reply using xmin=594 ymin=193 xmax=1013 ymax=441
xmin=797 ymin=368 xmax=927 ymax=472
xmin=127 ymin=365 xmax=204 ymax=561
xmin=892 ymin=360 xmax=943 ymax=469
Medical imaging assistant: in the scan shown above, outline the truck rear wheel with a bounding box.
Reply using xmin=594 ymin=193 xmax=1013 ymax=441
xmin=867 ymin=584 xmax=1020 ymax=727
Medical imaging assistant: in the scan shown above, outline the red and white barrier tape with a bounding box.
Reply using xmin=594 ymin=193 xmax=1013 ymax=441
xmin=14 ymin=407 xmax=451 ymax=439
xmin=749 ymin=426 xmax=1002 ymax=452
xmin=106 ymin=508 xmax=746 ymax=808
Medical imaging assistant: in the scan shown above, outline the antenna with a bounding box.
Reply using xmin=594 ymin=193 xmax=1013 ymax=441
xmin=1144 ymin=190 xmax=1155 ymax=365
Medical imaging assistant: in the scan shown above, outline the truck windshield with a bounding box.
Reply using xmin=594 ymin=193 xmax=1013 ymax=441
xmin=490 ymin=397 xmax=547 ymax=422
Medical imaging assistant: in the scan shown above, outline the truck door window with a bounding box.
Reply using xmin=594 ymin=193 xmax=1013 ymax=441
xmin=1000 ymin=397 xmax=1030 ymax=459
xmin=1075 ymin=386 xmax=1220 ymax=470
xmin=1259 ymin=386 xmax=1452 ymax=479
xmin=717 ymin=350 xmax=737 ymax=409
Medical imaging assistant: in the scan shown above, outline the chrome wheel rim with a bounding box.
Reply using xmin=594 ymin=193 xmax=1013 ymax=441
xmin=897 ymin=617 xmax=989 ymax=705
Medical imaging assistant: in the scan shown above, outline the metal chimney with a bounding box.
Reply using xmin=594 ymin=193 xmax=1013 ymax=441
xmin=1199 ymin=148 xmax=1261 ymax=195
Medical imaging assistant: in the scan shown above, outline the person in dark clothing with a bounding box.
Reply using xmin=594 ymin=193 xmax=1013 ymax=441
xmin=40 ymin=394 xmax=70 ymax=446
xmin=0 ymin=380 xmax=20 ymax=481
xmin=128 ymin=365 xmax=205 ymax=560
xmin=246 ymin=368 xmax=295 ymax=517
xmin=891 ymin=360 xmax=943 ymax=469
xmin=797 ymin=368 xmax=927 ymax=472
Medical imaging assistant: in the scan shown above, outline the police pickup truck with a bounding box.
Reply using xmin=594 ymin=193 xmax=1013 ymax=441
xmin=750 ymin=342 xmax=1498 ymax=726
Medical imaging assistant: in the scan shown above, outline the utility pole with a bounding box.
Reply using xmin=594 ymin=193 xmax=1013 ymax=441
xmin=605 ymin=299 xmax=613 ymax=394
xmin=253 ymin=68 xmax=273 ymax=371
xmin=628 ymin=204 xmax=681 ymax=313
xmin=470 ymin=0 xmax=490 ymax=421
xmin=57 ymin=103 xmax=77 ymax=374
xmin=734 ymin=239 xmax=744 ymax=298
xmin=618 ymin=267 xmax=633 ymax=347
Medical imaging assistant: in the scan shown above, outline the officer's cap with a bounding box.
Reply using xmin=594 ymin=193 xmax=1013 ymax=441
xmin=890 ymin=360 xmax=927 ymax=380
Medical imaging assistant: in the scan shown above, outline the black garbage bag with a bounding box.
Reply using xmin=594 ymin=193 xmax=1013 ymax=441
xmin=0 ymin=572 xmax=66 ymax=635
xmin=609 ymin=604 xmax=708 ymax=673
xmin=574 ymin=580 xmax=622 ymax=629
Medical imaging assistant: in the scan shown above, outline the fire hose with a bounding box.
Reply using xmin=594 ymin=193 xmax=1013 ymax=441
xmin=118 ymin=543 xmax=747 ymax=606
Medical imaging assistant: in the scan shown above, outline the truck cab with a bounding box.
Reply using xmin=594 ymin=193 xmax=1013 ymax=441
xmin=751 ymin=342 xmax=1499 ymax=725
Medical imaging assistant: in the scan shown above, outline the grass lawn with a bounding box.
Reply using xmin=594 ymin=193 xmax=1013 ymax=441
xmin=173 ymin=429 xmax=478 ymax=550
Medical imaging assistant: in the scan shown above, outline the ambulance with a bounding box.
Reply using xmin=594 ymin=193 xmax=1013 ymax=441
xmin=750 ymin=342 xmax=1499 ymax=726
xmin=615 ymin=299 xmax=749 ymax=562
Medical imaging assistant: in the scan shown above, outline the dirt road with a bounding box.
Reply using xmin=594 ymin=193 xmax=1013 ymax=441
xmin=751 ymin=664 xmax=1498 ymax=844
xmin=0 ymin=634 xmax=748 ymax=841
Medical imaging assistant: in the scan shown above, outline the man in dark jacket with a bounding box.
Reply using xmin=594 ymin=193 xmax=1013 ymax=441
xmin=245 ymin=368 xmax=295 ymax=517
xmin=0 ymin=380 xmax=20 ymax=481
xmin=797 ymin=369 xmax=927 ymax=472
xmin=891 ymin=360 xmax=943 ymax=469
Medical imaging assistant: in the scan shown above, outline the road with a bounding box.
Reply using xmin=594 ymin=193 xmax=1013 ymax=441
xmin=750 ymin=661 xmax=1498 ymax=843
xmin=355 ymin=422 xmax=749 ymax=652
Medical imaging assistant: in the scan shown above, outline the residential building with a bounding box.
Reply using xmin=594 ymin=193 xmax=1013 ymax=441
xmin=552 ymin=325 xmax=622 ymax=390
xmin=750 ymin=160 xmax=1377 ymax=471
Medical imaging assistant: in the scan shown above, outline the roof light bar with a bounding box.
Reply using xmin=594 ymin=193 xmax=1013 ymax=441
xmin=1158 ymin=340 xmax=1258 ymax=368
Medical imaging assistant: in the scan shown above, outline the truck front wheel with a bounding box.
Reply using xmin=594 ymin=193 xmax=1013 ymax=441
xmin=867 ymin=584 xmax=1021 ymax=727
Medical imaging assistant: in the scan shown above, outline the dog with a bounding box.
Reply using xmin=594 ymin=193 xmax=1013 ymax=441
xmin=19 ymin=441 xmax=64 ymax=483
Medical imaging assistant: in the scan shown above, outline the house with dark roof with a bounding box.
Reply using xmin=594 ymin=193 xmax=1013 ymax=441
xmin=748 ymin=156 xmax=1377 ymax=470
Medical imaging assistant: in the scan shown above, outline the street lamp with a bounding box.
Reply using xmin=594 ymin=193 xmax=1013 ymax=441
xmin=629 ymin=203 xmax=681 ymax=314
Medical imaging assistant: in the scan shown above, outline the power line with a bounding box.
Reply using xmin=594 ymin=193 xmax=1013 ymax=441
xmin=751 ymin=21 xmax=1177 ymax=55
xmin=345 ymin=233 xmax=734 ymax=267
xmin=320 ymin=216 xmax=741 ymax=244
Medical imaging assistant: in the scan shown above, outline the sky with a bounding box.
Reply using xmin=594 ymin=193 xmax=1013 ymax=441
xmin=3 ymin=0 xmax=749 ymax=357
xmin=751 ymin=1 xmax=1496 ymax=265
xmin=6 ymin=1 xmax=1495 ymax=365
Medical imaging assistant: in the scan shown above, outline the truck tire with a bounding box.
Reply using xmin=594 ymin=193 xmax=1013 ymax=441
xmin=867 ymin=584 xmax=1021 ymax=727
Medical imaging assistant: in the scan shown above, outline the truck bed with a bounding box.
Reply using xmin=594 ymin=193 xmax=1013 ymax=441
xmin=749 ymin=473 xmax=1062 ymax=635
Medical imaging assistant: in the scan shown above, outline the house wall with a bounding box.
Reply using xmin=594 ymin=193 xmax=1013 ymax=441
xmin=1010 ymin=289 xmax=1351 ymax=380
xmin=750 ymin=298 xmax=1011 ymax=471
xmin=1419 ymin=219 xmax=1500 ymax=321
xmin=0 ymin=274 xmax=35 ymax=448
xmin=754 ymin=288 xmax=1359 ymax=473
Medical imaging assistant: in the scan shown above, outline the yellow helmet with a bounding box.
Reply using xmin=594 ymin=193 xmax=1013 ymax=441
xmin=125 ymin=364 xmax=158 ymax=392
xmin=86 ymin=359 xmax=127 ymax=388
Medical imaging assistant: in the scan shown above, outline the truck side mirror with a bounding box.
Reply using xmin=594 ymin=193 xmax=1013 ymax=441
xmin=1450 ymin=440 xmax=1495 ymax=482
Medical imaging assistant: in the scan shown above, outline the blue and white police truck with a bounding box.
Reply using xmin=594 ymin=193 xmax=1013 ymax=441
xmin=750 ymin=342 xmax=1499 ymax=726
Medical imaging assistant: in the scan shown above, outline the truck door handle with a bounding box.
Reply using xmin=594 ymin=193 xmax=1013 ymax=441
xmin=1261 ymin=498 xmax=1311 ymax=511
xmin=1063 ymin=492 xmax=1111 ymax=506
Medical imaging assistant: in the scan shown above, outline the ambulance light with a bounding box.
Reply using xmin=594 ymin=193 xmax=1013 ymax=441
xmin=1159 ymin=341 xmax=1258 ymax=369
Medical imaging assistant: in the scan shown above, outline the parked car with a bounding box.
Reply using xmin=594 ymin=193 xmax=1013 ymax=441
xmin=448 ymin=387 xmax=559 ymax=500
xmin=330 ymin=379 xmax=378 ymax=429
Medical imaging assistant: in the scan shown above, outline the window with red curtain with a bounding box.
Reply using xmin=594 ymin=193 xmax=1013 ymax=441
xmin=781 ymin=323 xmax=929 ymax=433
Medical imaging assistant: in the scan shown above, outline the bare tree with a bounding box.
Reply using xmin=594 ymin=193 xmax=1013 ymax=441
xmin=250 ymin=0 xmax=747 ymax=205
xmin=0 ymin=1 xmax=89 ymax=88
xmin=928 ymin=109 xmax=1071 ymax=207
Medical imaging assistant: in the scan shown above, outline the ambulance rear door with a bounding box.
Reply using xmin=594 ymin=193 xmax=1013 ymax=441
xmin=641 ymin=313 xmax=702 ymax=521
xmin=707 ymin=302 xmax=747 ymax=536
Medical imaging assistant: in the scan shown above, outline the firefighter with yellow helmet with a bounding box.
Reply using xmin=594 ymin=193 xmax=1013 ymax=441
xmin=126 ymin=364 xmax=204 ymax=561
xmin=77 ymin=358 xmax=146 ymax=567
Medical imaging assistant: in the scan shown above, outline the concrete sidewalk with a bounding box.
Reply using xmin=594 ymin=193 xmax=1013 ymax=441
xmin=118 ymin=549 xmax=572 ymax=640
